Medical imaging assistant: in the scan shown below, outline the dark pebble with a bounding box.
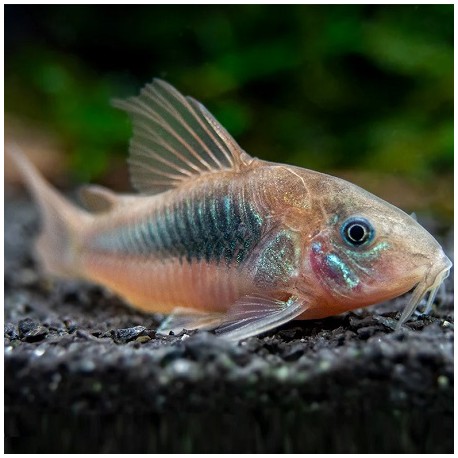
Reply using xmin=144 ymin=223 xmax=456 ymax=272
xmin=113 ymin=325 xmax=147 ymax=343
xmin=18 ymin=317 xmax=39 ymax=336
xmin=282 ymin=344 xmax=305 ymax=362
xmin=4 ymin=323 xmax=19 ymax=340
xmin=63 ymin=318 xmax=78 ymax=334
xmin=23 ymin=327 xmax=48 ymax=342
xmin=18 ymin=318 xmax=49 ymax=342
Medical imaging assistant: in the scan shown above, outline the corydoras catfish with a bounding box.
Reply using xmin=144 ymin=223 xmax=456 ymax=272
xmin=8 ymin=79 xmax=452 ymax=341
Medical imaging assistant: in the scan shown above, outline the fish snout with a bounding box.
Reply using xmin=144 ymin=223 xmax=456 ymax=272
xmin=437 ymin=250 xmax=452 ymax=286
xmin=428 ymin=247 xmax=452 ymax=283
xmin=418 ymin=247 xmax=452 ymax=300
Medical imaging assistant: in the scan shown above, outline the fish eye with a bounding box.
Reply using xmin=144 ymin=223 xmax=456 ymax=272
xmin=341 ymin=217 xmax=374 ymax=247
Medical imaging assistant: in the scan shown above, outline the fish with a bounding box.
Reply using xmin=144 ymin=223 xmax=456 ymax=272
xmin=7 ymin=78 xmax=452 ymax=341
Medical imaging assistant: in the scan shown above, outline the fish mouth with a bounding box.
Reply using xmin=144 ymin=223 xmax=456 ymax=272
xmin=396 ymin=252 xmax=452 ymax=329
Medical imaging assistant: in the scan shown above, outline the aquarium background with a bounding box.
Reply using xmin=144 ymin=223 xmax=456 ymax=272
xmin=4 ymin=4 xmax=453 ymax=221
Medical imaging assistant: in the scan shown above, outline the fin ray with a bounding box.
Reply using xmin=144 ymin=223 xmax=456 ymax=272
xmin=147 ymin=83 xmax=218 ymax=171
xmin=113 ymin=79 xmax=250 ymax=194
xmin=127 ymin=97 xmax=207 ymax=172
xmin=157 ymin=296 xmax=308 ymax=342
xmin=214 ymin=295 xmax=308 ymax=341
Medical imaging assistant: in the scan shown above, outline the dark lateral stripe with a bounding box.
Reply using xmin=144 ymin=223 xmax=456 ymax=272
xmin=90 ymin=190 xmax=264 ymax=265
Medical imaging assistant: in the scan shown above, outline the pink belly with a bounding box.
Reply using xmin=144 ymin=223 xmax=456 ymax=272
xmin=81 ymin=253 xmax=253 ymax=313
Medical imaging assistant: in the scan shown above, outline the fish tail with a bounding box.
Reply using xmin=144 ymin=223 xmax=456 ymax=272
xmin=6 ymin=144 xmax=91 ymax=277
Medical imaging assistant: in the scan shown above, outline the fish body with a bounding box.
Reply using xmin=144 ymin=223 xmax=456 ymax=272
xmin=8 ymin=79 xmax=452 ymax=340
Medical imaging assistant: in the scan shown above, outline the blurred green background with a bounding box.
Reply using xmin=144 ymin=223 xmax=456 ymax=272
xmin=5 ymin=5 xmax=453 ymax=220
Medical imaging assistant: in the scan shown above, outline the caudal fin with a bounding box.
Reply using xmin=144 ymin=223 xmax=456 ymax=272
xmin=6 ymin=144 xmax=91 ymax=277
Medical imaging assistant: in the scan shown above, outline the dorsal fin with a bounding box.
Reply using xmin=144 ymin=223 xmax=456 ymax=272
xmin=79 ymin=185 xmax=136 ymax=213
xmin=112 ymin=79 xmax=254 ymax=195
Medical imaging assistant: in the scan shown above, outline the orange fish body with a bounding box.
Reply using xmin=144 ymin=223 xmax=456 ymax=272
xmin=8 ymin=79 xmax=452 ymax=341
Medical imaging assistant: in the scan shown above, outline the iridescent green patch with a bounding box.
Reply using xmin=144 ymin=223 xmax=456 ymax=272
xmin=254 ymin=230 xmax=300 ymax=288
xmin=325 ymin=253 xmax=360 ymax=289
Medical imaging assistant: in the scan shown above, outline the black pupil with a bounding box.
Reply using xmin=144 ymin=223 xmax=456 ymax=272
xmin=347 ymin=224 xmax=366 ymax=243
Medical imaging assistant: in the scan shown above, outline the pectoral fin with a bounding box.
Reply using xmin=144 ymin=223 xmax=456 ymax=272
xmin=157 ymin=296 xmax=308 ymax=342
xmin=214 ymin=295 xmax=308 ymax=341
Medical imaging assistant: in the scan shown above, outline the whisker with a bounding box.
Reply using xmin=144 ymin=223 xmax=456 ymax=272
xmin=422 ymin=284 xmax=440 ymax=315
xmin=396 ymin=283 xmax=428 ymax=330
xmin=396 ymin=268 xmax=450 ymax=329
xmin=438 ymin=281 xmax=447 ymax=304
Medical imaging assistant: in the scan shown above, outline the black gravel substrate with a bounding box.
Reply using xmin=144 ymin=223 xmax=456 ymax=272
xmin=4 ymin=193 xmax=454 ymax=453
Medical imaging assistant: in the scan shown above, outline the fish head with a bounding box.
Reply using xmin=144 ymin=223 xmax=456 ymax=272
xmin=301 ymin=176 xmax=452 ymax=322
